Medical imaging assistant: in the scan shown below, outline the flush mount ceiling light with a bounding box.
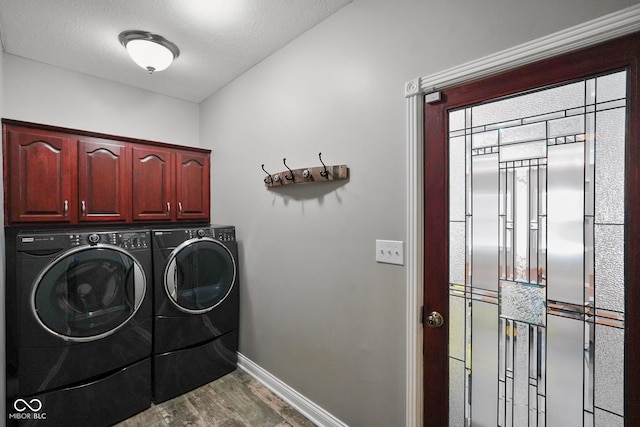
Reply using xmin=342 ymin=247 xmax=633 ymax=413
xmin=118 ymin=30 xmax=180 ymax=74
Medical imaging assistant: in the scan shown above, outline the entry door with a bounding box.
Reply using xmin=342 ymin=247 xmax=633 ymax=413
xmin=423 ymin=33 xmax=640 ymax=426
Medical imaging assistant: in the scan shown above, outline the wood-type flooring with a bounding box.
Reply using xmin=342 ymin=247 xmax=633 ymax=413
xmin=115 ymin=369 xmax=317 ymax=427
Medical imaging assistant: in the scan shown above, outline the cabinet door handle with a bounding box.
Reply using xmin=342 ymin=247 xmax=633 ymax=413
xmin=167 ymin=202 xmax=171 ymax=215
xmin=63 ymin=200 xmax=69 ymax=216
xmin=81 ymin=200 xmax=86 ymax=216
xmin=178 ymin=202 xmax=183 ymax=216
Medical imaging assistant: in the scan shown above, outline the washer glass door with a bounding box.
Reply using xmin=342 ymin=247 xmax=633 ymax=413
xmin=33 ymin=245 xmax=146 ymax=341
xmin=164 ymin=238 xmax=236 ymax=314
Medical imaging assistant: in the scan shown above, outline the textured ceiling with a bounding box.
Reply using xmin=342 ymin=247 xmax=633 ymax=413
xmin=0 ymin=0 xmax=351 ymax=103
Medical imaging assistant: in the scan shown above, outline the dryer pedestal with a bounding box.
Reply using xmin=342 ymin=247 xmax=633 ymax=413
xmin=152 ymin=329 xmax=238 ymax=403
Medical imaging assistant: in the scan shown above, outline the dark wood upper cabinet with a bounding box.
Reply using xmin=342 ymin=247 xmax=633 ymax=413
xmin=131 ymin=144 xmax=174 ymax=222
xmin=175 ymin=150 xmax=210 ymax=221
xmin=3 ymin=121 xmax=210 ymax=226
xmin=78 ymin=138 xmax=131 ymax=222
xmin=131 ymin=146 xmax=211 ymax=222
xmin=5 ymin=127 xmax=76 ymax=223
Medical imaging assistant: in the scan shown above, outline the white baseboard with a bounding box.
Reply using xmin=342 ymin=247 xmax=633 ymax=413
xmin=237 ymin=353 xmax=348 ymax=427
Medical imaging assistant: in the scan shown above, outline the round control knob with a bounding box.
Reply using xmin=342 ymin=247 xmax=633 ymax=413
xmin=197 ymin=229 xmax=206 ymax=238
xmin=88 ymin=234 xmax=100 ymax=244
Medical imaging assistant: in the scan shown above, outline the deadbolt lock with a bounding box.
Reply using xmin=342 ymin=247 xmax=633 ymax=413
xmin=426 ymin=311 xmax=444 ymax=328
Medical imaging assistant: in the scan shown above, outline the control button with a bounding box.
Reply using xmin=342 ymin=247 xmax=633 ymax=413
xmin=197 ymin=229 xmax=206 ymax=238
xmin=88 ymin=234 xmax=100 ymax=244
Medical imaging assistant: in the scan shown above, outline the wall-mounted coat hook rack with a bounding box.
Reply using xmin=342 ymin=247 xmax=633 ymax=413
xmin=261 ymin=164 xmax=281 ymax=184
xmin=262 ymin=153 xmax=348 ymax=188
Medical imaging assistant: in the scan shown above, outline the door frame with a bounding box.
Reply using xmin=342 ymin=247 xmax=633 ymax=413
xmin=404 ymin=5 xmax=640 ymax=426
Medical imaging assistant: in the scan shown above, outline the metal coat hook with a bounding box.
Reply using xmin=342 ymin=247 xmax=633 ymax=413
xmin=283 ymin=158 xmax=295 ymax=181
xmin=261 ymin=164 xmax=273 ymax=184
xmin=318 ymin=152 xmax=329 ymax=178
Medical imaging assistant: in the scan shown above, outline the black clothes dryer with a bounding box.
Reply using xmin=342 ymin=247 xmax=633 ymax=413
xmin=151 ymin=225 xmax=239 ymax=403
xmin=6 ymin=229 xmax=152 ymax=426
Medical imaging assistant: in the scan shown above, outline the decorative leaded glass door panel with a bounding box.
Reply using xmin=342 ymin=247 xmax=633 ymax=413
xmin=423 ymin=33 xmax=640 ymax=427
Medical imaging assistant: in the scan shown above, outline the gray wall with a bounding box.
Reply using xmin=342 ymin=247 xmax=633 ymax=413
xmin=198 ymin=0 xmax=638 ymax=425
xmin=2 ymin=55 xmax=199 ymax=147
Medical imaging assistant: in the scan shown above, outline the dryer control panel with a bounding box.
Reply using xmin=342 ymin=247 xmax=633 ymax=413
xmin=185 ymin=228 xmax=213 ymax=239
xmin=183 ymin=227 xmax=235 ymax=242
xmin=213 ymin=227 xmax=235 ymax=242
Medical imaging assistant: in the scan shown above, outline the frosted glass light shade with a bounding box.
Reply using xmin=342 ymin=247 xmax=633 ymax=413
xmin=119 ymin=30 xmax=179 ymax=74
xmin=127 ymin=39 xmax=174 ymax=72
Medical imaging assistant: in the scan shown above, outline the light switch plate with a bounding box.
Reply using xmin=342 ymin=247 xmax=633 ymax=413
xmin=376 ymin=240 xmax=404 ymax=265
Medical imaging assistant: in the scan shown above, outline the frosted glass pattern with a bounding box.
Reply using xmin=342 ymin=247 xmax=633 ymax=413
xmin=500 ymin=140 xmax=546 ymax=162
xmin=449 ymin=358 xmax=465 ymax=427
xmin=473 ymin=130 xmax=498 ymax=148
xmin=500 ymin=122 xmax=546 ymax=145
xmin=449 ymin=295 xmax=465 ymax=360
xmin=448 ymin=70 xmax=627 ymax=426
xmin=514 ymin=167 xmax=529 ymax=282
xmin=547 ymin=316 xmax=583 ymax=426
xmin=595 ymin=108 xmax=625 ymax=225
xmin=585 ymin=113 xmax=596 ymax=217
xmin=472 ymin=154 xmax=499 ymax=292
xmin=595 ymin=225 xmax=624 ymax=312
xmin=595 ymin=409 xmax=623 ymax=427
xmin=596 ymin=71 xmax=626 ymax=103
xmin=471 ymin=301 xmax=499 ymax=426
xmin=449 ymin=223 xmax=466 ymax=287
xmin=547 ymin=115 xmax=584 ymax=138
xmin=500 ymin=281 xmax=545 ymax=326
xmin=547 ymin=143 xmax=585 ymax=305
xmin=472 ymin=81 xmax=584 ymax=127
xmin=450 ymin=108 xmax=466 ymax=131
xmin=450 ymin=136 xmax=466 ymax=222
xmin=595 ymin=324 xmax=624 ymax=416
xmin=513 ymin=322 xmax=530 ymax=427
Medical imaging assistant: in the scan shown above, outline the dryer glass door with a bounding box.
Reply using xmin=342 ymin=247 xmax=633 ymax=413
xmin=164 ymin=239 xmax=236 ymax=314
xmin=33 ymin=246 xmax=146 ymax=342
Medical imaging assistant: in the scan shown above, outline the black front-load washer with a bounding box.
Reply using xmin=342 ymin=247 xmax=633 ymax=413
xmin=151 ymin=225 xmax=239 ymax=403
xmin=5 ymin=229 xmax=152 ymax=426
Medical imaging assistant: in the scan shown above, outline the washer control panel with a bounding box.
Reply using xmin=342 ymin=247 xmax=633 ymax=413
xmin=70 ymin=231 xmax=150 ymax=249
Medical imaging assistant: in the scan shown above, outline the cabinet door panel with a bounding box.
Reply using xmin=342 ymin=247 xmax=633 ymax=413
xmin=7 ymin=130 xmax=75 ymax=223
xmin=78 ymin=139 xmax=131 ymax=222
xmin=175 ymin=150 xmax=210 ymax=221
xmin=132 ymin=145 xmax=174 ymax=221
